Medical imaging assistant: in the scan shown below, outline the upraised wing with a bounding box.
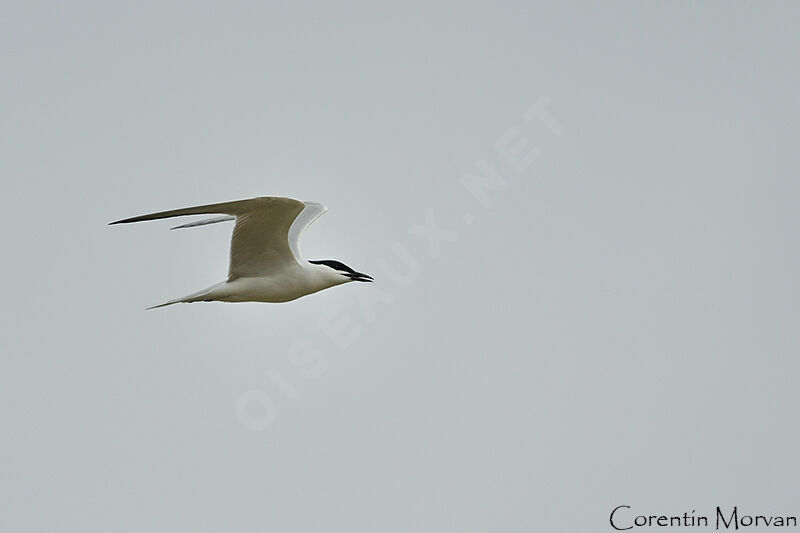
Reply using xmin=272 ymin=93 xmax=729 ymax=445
xmin=110 ymin=196 xmax=326 ymax=279
xmin=288 ymin=202 xmax=327 ymax=263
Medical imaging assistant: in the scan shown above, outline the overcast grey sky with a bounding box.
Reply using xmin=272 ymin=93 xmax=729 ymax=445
xmin=2 ymin=2 xmax=799 ymax=532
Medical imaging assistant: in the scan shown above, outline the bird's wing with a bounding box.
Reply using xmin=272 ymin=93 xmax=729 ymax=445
xmin=168 ymin=202 xmax=328 ymax=260
xmin=288 ymin=202 xmax=328 ymax=262
xmin=110 ymin=196 xmax=310 ymax=279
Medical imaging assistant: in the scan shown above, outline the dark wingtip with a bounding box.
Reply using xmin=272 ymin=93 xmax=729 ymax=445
xmin=109 ymin=216 xmax=143 ymax=225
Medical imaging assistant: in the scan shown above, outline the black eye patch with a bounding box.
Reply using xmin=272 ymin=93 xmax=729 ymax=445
xmin=308 ymin=259 xmax=357 ymax=275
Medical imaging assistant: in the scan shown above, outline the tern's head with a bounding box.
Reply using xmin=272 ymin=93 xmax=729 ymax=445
xmin=308 ymin=259 xmax=374 ymax=283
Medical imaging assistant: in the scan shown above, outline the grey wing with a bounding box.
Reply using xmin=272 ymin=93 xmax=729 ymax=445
xmin=109 ymin=197 xmax=263 ymax=224
xmin=226 ymin=198 xmax=305 ymax=279
xmin=110 ymin=196 xmax=307 ymax=279
xmin=165 ymin=200 xmax=327 ymax=270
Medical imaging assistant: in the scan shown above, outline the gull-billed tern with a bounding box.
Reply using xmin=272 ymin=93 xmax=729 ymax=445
xmin=110 ymin=196 xmax=373 ymax=308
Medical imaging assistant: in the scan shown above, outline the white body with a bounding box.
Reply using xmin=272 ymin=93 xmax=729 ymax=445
xmin=182 ymin=264 xmax=349 ymax=304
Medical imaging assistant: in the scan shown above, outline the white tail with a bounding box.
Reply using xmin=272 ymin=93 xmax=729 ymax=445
xmin=146 ymin=298 xmax=184 ymax=310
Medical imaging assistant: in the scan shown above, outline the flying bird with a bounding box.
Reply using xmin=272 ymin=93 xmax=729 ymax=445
xmin=110 ymin=196 xmax=373 ymax=308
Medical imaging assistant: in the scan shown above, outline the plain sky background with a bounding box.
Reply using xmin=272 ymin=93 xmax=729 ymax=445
xmin=2 ymin=2 xmax=799 ymax=531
